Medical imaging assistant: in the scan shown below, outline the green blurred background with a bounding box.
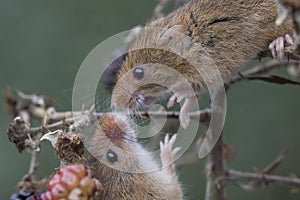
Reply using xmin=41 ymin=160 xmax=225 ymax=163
xmin=0 ymin=0 xmax=300 ymax=199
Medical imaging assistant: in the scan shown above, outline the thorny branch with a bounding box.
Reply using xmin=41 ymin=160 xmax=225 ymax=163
xmin=205 ymin=136 xmax=226 ymax=200
xmin=243 ymin=148 xmax=291 ymax=188
xmin=203 ymin=1 xmax=300 ymax=197
xmin=228 ymin=60 xmax=300 ymax=85
xmin=4 ymin=92 xmax=49 ymax=192
xmin=215 ymin=149 xmax=297 ymax=191
xmin=217 ymin=170 xmax=300 ymax=189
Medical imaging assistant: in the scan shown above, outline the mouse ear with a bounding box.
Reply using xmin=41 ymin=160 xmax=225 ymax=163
xmin=102 ymin=53 xmax=127 ymax=93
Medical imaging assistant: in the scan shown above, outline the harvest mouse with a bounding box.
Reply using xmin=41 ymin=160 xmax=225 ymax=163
xmin=86 ymin=113 xmax=183 ymax=200
xmin=104 ymin=0 xmax=295 ymax=128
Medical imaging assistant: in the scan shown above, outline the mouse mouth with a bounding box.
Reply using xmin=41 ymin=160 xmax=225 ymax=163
xmin=129 ymin=92 xmax=157 ymax=109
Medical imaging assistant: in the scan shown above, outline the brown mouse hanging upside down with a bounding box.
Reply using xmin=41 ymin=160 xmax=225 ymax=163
xmin=104 ymin=0 xmax=295 ymax=128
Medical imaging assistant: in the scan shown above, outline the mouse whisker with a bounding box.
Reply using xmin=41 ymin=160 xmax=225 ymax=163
xmin=121 ymin=136 xmax=137 ymax=143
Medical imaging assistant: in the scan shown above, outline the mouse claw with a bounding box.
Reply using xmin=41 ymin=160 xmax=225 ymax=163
xmin=269 ymin=34 xmax=295 ymax=61
xmin=179 ymin=108 xmax=190 ymax=129
xmin=176 ymin=95 xmax=185 ymax=104
xmin=179 ymin=96 xmax=197 ymax=129
xmin=160 ymin=134 xmax=180 ymax=174
xmin=167 ymin=92 xmax=186 ymax=108
xmin=167 ymin=94 xmax=177 ymax=108
xmin=167 ymin=92 xmax=197 ymax=128
xmin=40 ymin=130 xmax=62 ymax=147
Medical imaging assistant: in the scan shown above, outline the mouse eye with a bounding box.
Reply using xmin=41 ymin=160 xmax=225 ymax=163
xmin=133 ymin=67 xmax=144 ymax=80
xmin=106 ymin=149 xmax=118 ymax=163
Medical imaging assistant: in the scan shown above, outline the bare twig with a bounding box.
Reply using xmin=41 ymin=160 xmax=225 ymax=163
xmin=133 ymin=108 xmax=211 ymax=124
xmin=262 ymin=148 xmax=288 ymax=175
xmin=218 ymin=170 xmax=300 ymax=188
xmin=8 ymin=98 xmax=47 ymax=192
xmin=205 ymin=135 xmax=226 ymax=200
xmin=10 ymin=108 xmax=212 ymax=138
xmin=228 ymin=60 xmax=300 ymax=85
xmin=228 ymin=149 xmax=289 ymax=191
xmin=23 ymin=150 xmax=39 ymax=181
xmin=214 ymin=149 xmax=294 ymax=192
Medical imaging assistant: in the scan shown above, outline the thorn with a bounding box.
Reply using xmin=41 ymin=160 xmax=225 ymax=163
xmin=89 ymin=105 xmax=95 ymax=113
xmin=40 ymin=130 xmax=62 ymax=147
xmin=42 ymin=115 xmax=48 ymax=128
xmin=27 ymin=134 xmax=33 ymax=143
xmin=81 ymin=104 xmax=85 ymax=113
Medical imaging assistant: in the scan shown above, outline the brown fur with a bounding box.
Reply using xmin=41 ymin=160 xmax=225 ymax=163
xmin=281 ymin=0 xmax=300 ymax=8
xmin=112 ymin=0 xmax=293 ymax=109
xmin=85 ymin=114 xmax=183 ymax=200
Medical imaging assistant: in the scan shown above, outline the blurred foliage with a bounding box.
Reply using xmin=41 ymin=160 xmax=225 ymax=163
xmin=0 ymin=0 xmax=299 ymax=199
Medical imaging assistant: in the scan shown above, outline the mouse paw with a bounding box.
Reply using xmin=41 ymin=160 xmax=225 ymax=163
xmin=269 ymin=34 xmax=295 ymax=61
xmin=167 ymin=92 xmax=197 ymax=129
xmin=160 ymin=134 xmax=181 ymax=174
xmin=179 ymin=96 xmax=197 ymax=129
xmin=167 ymin=91 xmax=187 ymax=108
xmin=167 ymin=94 xmax=178 ymax=108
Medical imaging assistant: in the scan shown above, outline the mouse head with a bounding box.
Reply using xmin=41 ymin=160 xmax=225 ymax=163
xmin=103 ymin=26 xmax=200 ymax=111
xmin=88 ymin=113 xmax=143 ymax=172
xmin=107 ymin=49 xmax=189 ymax=110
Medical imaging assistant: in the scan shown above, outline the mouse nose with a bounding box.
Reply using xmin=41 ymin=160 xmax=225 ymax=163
xmin=98 ymin=114 xmax=126 ymax=142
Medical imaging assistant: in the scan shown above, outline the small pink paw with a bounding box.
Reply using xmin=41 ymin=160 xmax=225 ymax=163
xmin=269 ymin=34 xmax=295 ymax=61
xmin=167 ymin=93 xmax=197 ymax=129
xmin=160 ymin=134 xmax=181 ymax=173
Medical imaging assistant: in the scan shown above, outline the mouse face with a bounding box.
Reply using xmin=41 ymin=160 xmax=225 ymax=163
xmin=102 ymin=26 xmax=199 ymax=111
xmin=110 ymin=48 xmax=191 ymax=111
xmin=88 ymin=113 xmax=144 ymax=172
xmin=87 ymin=113 xmax=182 ymax=199
xmin=112 ymin=61 xmax=173 ymax=110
